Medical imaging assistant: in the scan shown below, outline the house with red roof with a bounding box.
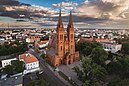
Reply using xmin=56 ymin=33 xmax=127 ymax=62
xmin=34 ymin=40 xmax=49 ymax=51
xmin=19 ymin=53 xmax=40 ymax=74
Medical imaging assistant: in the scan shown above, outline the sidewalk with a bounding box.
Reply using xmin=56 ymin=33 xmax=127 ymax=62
xmin=58 ymin=61 xmax=82 ymax=86
xmin=46 ymin=63 xmax=71 ymax=86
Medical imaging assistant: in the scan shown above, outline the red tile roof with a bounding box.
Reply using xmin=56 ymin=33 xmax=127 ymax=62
xmin=79 ymin=38 xmax=93 ymax=42
xmin=19 ymin=53 xmax=38 ymax=64
xmin=38 ymin=40 xmax=49 ymax=45
xmin=12 ymin=44 xmax=17 ymax=47
xmin=79 ymin=38 xmax=112 ymax=43
xmin=95 ymin=39 xmax=111 ymax=43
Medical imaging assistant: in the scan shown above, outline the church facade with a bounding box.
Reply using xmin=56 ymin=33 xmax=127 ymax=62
xmin=46 ymin=10 xmax=80 ymax=67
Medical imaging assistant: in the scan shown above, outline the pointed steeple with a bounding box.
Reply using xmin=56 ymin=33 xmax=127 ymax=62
xmin=57 ymin=8 xmax=63 ymax=28
xmin=59 ymin=9 xmax=62 ymax=23
xmin=68 ymin=10 xmax=73 ymax=28
xmin=69 ymin=11 xmax=73 ymax=25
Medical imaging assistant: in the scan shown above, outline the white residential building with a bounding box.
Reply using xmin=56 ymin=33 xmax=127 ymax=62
xmin=101 ymin=42 xmax=122 ymax=53
xmin=26 ymin=36 xmax=40 ymax=43
xmin=26 ymin=38 xmax=31 ymax=43
xmin=1 ymin=58 xmax=17 ymax=68
xmin=19 ymin=53 xmax=40 ymax=74
xmin=36 ymin=40 xmax=49 ymax=48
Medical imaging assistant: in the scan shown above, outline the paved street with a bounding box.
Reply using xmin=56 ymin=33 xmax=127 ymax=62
xmin=28 ymin=49 xmax=70 ymax=86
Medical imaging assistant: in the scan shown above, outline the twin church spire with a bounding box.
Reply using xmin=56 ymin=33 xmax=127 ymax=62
xmin=57 ymin=9 xmax=73 ymax=29
xmin=56 ymin=9 xmax=75 ymax=58
xmin=46 ymin=8 xmax=79 ymax=67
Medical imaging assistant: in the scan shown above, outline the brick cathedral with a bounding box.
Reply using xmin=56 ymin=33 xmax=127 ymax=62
xmin=46 ymin=10 xmax=80 ymax=67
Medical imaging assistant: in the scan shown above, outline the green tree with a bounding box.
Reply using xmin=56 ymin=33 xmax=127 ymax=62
xmin=82 ymin=46 xmax=92 ymax=56
xmin=11 ymin=60 xmax=24 ymax=73
xmin=0 ymin=46 xmax=8 ymax=56
xmin=76 ymin=42 xmax=102 ymax=56
xmin=18 ymin=42 xmax=28 ymax=54
xmin=41 ymin=54 xmax=46 ymax=59
xmin=108 ymin=78 xmax=129 ymax=86
xmin=12 ymin=40 xmax=20 ymax=45
xmin=107 ymin=56 xmax=129 ymax=78
xmin=121 ymin=42 xmax=129 ymax=55
xmin=91 ymin=63 xmax=107 ymax=82
xmin=2 ymin=65 xmax=14 ymax=75
xmin=83 ymin=80 xmax=92 ymax=86
xmin=41 ymin=35 xmax=49 ymax=41
xmin=8 ymin=46 xmax=17 ymax=54
xmin=108 ymin=51 xmax=113 ymax=60
xmin=0 ymin=41 xmax=28 ymax=56
xmin=81 ymin=57 xmax=107 ymax=85
xmin=90 ymin=47 xmax=108 ymax=66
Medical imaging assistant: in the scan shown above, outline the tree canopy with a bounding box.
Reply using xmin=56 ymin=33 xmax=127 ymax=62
xmin=76 ymin=42 xmax=102 ymax=56
xmin=77 ymin=57 xmax=107 ymax=86
xmin=2 ymin=60 xmax=24 ymax=75
xmin=40 ymin=35 xmax=49 ymax=41
xmin=121 ymin=42 xmax=129 ymax=55
xmin=90 ymin=47 xmax=108 ymax=66
xmin=75 ymin=42 xmax=129 ymax=86
xmin=0 ymin=41 xmax=28 ymax=56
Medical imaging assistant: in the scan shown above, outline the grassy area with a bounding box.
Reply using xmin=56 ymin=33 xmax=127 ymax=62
xmin=58 ymin=71 xmax=78 ymax=86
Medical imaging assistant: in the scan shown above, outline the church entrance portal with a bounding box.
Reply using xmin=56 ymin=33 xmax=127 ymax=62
xmin=68 ymin=60 xmax=71 ymax=64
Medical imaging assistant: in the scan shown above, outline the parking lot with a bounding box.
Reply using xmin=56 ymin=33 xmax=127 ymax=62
xmin=0 ymin=75 xmax=23 ymax=86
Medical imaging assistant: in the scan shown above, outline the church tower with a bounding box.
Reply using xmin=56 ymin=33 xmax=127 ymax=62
xmin=56 ymin=9 xmax=64 ymax=59
xmin=67 ymin=11 xmax=75 ymax=64
xmin=46 ymin=10 xmax=80 ymax=67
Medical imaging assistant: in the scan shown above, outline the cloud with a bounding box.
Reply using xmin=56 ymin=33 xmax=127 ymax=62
xmin=0 ymin=0 xmax=56 ymax=18
xmin=75 ymin=0 xmax=129 ymax=19
xmin=0 ymin=0 xmax=31 ymax=6
xmin=32 ymin=5 xmax=56 ymax=14
xmin=51 ymin=2 xmax=78 ymax=17
xmin=0 ymin=0 xmax=32 ymax=18
xmin=53 ymin=2 xmax=77 ymax=8
xmin=52 ymin=2 xmax=78 ymax=11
